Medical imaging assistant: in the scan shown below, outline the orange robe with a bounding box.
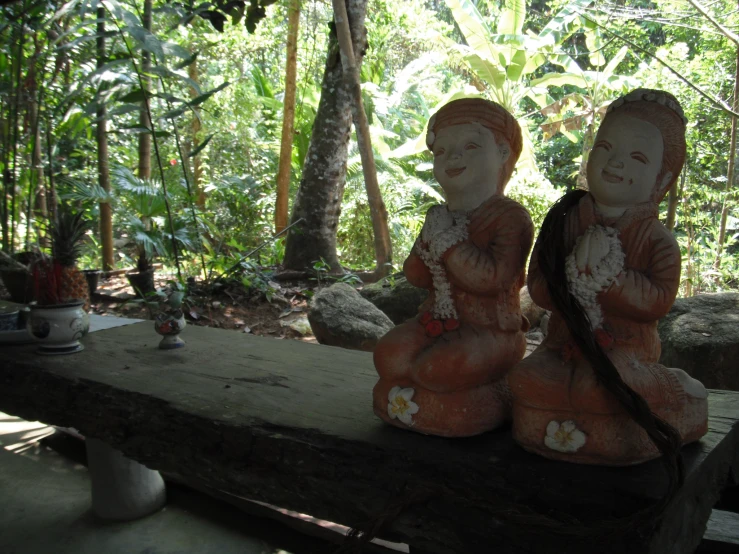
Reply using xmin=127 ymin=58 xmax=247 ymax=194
xmin=508 ymin=194 xmax=707 ymax=463
xmin=373 ymin=194 xmax=533 ymax=436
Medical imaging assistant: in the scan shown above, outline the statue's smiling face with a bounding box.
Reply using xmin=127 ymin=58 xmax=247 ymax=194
xmin=587 ymin=115 xmax=665 ymax=208
xmin=432 ymin=123 xmax=509 ymax=196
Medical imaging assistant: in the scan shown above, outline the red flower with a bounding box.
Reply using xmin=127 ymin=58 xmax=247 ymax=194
xmin=419 ymin=311 xmax=433 ymax=325
xmin=425 ymin=319 xmax=444 ymax=337
xmin=595 ymin=328 xmax=614 ymax=348
xmin=169 ymin=159 xmax=177 ymax=166
xmin=443 ymin=318 xmax=459 ymax=331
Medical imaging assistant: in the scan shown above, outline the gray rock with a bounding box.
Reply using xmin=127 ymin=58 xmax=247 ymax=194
xmin=659 ymin=292 xmax=739 ymax=391
xmin=308 ymin=283 xmax=394 ymax=352
xmin=359 ymin=275 xmax=428 ymax=324
xmin=520 ymin=286 xmax=547 ymax=329
xmin=539 ymin=313 xmax=550 ymax=336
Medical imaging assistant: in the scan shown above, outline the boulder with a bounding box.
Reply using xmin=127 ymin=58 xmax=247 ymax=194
xmin=520 ymin=286 xmax=548 ymax=329
xmin=359 ymin=275 xmax=428 ymax=324
xmin=308 ymin=283 xmax=394 ymax=352
xmin=659 ymin=292 xmax=739 ymax=391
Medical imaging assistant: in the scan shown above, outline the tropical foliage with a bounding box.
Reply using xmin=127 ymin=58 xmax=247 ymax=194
xmin=0 ymin=0 xmax=738 ymax=296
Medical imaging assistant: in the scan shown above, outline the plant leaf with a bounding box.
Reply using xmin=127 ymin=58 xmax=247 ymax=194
xmin=118 ymin=88 xmax=149 ymax=103
xmin=188 ymin=133 xmax=215 ymax=157
xmin=188 ymin=81 xmax=230 ymax=106
xmin=497 ymin=0 xmax=525 ymax=36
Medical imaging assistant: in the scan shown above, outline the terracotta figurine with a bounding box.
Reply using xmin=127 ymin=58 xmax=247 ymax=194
xmin=508 ymin=89 xmax=708 ymax=465
xmin=373 ymin=98 xmax=534 ymax=437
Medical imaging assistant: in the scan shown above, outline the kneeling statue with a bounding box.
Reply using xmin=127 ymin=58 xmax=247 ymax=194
xmin=373 ymin=98 xmax=534 ymax=437
xmin=508 ymin=89 xmax=708 ymax=465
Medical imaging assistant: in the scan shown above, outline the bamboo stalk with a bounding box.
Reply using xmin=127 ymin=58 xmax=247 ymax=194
xmin=9 ymin=14 xmax=26 ymax=254
xmin=97 ymin=6 xmax=114 ymax=271
xmin=275 ymin=0 xmax=301 ymax=234
xmin=331 ymin=0 xmax=393 ymax=278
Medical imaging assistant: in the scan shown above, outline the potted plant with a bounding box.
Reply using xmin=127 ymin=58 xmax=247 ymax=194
xmin=58 ymin=177 xmax=111 ymax=298
xmin=27 ymin=203 xmax=91 ymax=354
xmin=112 ymin=166 xmax=196 ymax=298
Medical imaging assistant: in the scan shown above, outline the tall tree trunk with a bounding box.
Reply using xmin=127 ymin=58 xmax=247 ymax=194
xmin=274 ymin=0 xmax=301 ymax=234
xmin=9 ymin=18 xmax=25 ymax=253
xmin=138 ymin=0 xmax=152 ymax=182
xmin=331 ymin=0 xmax=392 ymax=278
xmin=715 ymin=43 xmax=739 ymax=270
xmin=187 ymin=59 xmax=204 ymax=208
xmin=136 ymin=0 xmax=152 ymax=270
xmin=26 ymin=32 xmax=48 ymax=249
xmin=1 ymin=98 xmax=9 ymax=251
xmin=282 ymin=0 xmax=368 ymax=273
xmin=28 ymin=96 xmax=48 ymax=245
xmin=97 ymin=6 xmax=114 ymax=271
xmin=45 ymin=125 xmax=57 ymax=224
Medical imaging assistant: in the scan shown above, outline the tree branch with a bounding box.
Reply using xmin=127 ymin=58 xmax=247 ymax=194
xmin=578 ymin=11 xmax=739 ymax=119
xmin=685 ymin=0 xmax=739 ymax=45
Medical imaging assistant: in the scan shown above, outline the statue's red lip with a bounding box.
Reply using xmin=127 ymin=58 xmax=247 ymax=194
xmin=446 ymin=167 xmax=466 ymax=177
xmin=602 ymin=169 xmax=623 ymax=183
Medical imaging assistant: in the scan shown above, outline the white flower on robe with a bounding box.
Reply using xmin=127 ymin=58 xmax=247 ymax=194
xmin=387 ymin=386 xmax=420 ymax=426
xmin=544 ymin=420 xmax=587 ymax=453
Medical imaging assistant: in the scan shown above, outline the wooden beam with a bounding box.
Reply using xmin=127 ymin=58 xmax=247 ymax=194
xmin=0 ymin=323 xmax=737 ymax=554
xmin=699 ymin=510 xmax=739 ymax=553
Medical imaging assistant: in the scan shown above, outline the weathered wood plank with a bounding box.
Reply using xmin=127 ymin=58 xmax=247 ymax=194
xmin=699 ymin=509 xmax=739 ymax=553
xmin=1 ymin=322 xmax=738 ymax=554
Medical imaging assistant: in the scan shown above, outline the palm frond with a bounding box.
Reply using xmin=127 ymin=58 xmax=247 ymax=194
xmin=58 ymin=176 xmax=114 ymax=204
xmin=111 ymin=166 xmax=160 ymax=197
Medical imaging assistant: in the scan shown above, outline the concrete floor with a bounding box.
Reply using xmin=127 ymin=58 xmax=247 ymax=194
xmin=0 ymin=414 xmax=348 ymax=554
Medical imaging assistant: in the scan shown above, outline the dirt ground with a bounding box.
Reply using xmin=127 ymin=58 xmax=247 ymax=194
xmin=2 ymin=269 xmax=545 ymax=354
xmin=0 ymin=270 xmax=322 ymax=344
xmin=91 ymin=273 xmax=320 ymax=343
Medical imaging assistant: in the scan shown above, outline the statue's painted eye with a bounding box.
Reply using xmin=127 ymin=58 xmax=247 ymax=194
xmin=464 ymin=143 xmax=480 ymax=150
xmin=631 ymin=152 xmax=648 ymax=164
xmin=434 ymin=148 xmax=445 ymax=157
xmin=594 ymin=140 xmax=611 ymax=151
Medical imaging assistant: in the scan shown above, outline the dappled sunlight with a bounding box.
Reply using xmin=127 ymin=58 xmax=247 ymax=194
xmin=0 ymin=412 xmax=86 ymax=472
xmin=251 ymin=499 xmax=409 ymax=553
xmin=1 ymin=417 xmax=56 ymax=453
xmin=0 ymin=419 xmax=48 ymax=438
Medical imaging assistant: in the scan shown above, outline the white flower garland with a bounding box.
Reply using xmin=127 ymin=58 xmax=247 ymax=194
xmin=415 ymin=206 xmax=469 ymax=320
xmin=564 ymin=225 xmax=625 ymax=329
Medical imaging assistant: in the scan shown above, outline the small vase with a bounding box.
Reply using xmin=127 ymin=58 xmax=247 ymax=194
xmin=28 ymin=301 xmax=89 ymax=355
xmin=154 ymin=310 xmax=186 ymax=350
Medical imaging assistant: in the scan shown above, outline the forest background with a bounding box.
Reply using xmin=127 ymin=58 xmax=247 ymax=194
xmin=2 ymin=0 xmax=738 ymax=299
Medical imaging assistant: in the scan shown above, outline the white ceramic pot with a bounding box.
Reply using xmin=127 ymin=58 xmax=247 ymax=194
xmin=154 ymin=310 xmax=186 ymax=350
xmin=28 ymin=301 xmax=89 ymax=355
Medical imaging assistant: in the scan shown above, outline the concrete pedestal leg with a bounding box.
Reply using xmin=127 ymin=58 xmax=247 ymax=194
xmin=86 ymin=438 xmax=166 ymax=521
